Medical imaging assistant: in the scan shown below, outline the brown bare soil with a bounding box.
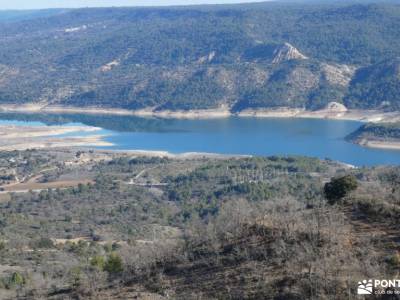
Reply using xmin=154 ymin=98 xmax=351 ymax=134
xmin=2 ymin=179 xmax=94 ymax=192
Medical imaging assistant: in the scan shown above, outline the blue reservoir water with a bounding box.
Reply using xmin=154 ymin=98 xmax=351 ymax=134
xmin=0 ymin=113 xmax=399 ymax=166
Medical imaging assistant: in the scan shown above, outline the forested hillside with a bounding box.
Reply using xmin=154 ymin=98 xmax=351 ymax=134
xmin=0 ymin=1 xmax=400 ymax=111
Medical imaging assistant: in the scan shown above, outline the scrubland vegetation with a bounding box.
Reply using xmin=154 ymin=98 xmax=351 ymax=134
xmin=0 ymin=149 xmax=398 ymax=299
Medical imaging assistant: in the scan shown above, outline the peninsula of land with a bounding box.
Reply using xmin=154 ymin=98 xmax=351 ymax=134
xmin=346 ymin=122 xmax=400 ymax=150
xmin=0 ymin=124 xmax=112 ymax=150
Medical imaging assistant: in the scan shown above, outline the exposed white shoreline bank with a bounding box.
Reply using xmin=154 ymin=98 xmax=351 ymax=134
xmin=237 ymin=108 xmax=400 ymax=123
xmin=353 ymin=139 xmax=400 ymax=151
xmin=1 ymin=103 xmax=400 ymax=122
xmin=0 ymin=124 xmax=113 ymax=150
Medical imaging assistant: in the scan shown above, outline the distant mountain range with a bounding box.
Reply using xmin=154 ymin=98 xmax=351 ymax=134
xmin=0 ymin=9 xmax=68 ymax=23
xmin=0 ymin=1 xmax=400 ymax=112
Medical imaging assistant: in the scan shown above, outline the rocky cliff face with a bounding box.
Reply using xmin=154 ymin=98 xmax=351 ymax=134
xmin=321 ymin=63 xmax=356 ymax=87
xmin=272 ymin=43 xmax=308 ymax=64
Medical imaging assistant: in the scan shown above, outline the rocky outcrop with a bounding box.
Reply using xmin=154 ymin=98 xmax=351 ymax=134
xmin=197 ymin=51 xmax=216 ymax=64
xmin=324 ymin=102 xmax=347 ymax=112
xmin=100 ymin=60 xmax=120 ymax=72
xmin=321 ymin=63 xmax=356 ymax=86
xmin=272 ymin=43 xmax=308 ymax=64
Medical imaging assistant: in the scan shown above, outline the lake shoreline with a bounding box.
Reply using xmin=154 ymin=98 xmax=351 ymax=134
xmin=0 ymin=104 xmax=399 ymax=163
xmin=106 ymin=149 xmax=252 ymax=160
xmin=1 ymin=104 xmax=400 ymax=123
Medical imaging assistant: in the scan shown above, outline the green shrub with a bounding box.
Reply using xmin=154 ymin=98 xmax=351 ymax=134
xmin=33 ymin=237 xmax=54 ymax=249
xmin=104 ymin=253 xmax=123 ymax=274
xmin=387 ymin=252 xmax=400 ymax=267
xmin=68 ymin=267 xmax=81 ymax=288
xmin=324 ymin=175 xmax=358 ymax=204
xmin=90 ymin=255 xmax=105 ymax=271
xmin=0 ymin=240 xmax=5 ymax=251
xmin=4 ymin=272 xmax=25 ymax=289
xmin=10 ymin=272 xmax=24 ymax=286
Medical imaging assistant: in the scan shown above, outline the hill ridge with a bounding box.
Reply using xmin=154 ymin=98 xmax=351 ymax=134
xmin=0 ymin=2 xmax=399 ymax=111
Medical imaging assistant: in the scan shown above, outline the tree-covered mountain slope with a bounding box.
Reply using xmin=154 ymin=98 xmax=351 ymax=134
xmin=0 ymin=2 xmax=400 ymax=111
